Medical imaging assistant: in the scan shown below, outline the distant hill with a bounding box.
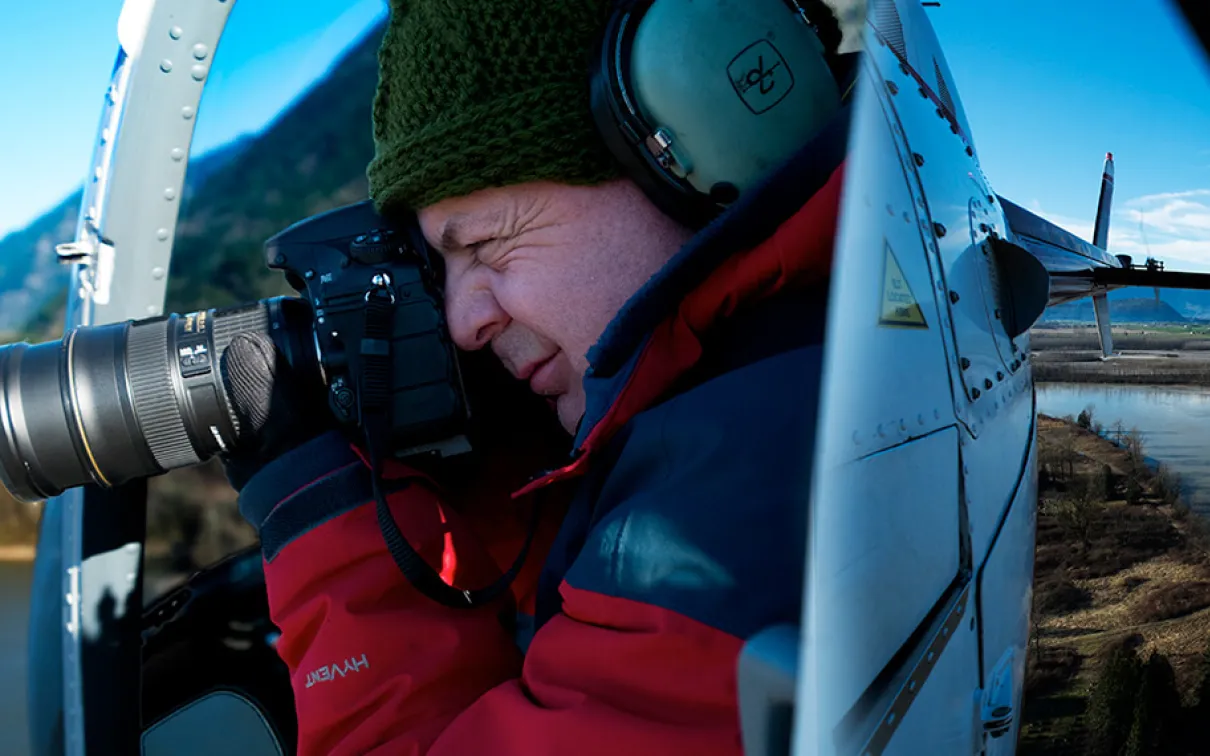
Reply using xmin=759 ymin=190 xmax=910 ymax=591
xmin=164 ymin=22 xmax=385 ymax=314
xmin=0 ymin=194 xmax=79 ymax=334
xmin=0 ymin=21 xmax=385 ymax=337
xmin=1042 ymin=288 xmax=1210 ymax=324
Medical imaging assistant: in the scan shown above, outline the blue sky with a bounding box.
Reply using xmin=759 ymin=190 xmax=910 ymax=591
xmin=0 ymin=0 xmax=386 ymax=239
xmin=930 ymin=0 xmax=1210 ymax=271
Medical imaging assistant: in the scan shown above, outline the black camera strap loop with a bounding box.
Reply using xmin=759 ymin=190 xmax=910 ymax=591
xmin=359 ymin=292 xmax=541 ymax=610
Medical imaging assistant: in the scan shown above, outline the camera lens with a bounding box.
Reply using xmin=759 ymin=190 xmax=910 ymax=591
xmin=0 ymin=297 xmax=314 ymax=503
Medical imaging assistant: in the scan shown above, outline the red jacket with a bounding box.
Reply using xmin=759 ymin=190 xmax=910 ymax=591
xmin=239 ymin=140 xmax=846 ymax=755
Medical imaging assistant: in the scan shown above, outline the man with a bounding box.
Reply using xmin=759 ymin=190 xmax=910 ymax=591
xmin=221 ymin=1 xmax=855 ymax=753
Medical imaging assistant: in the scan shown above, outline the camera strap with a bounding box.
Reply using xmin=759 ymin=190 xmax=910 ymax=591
xmin=359 ymin=291 xmax=542 ymax=609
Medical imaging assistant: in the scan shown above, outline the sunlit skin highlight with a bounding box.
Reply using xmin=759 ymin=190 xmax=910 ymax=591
xmin=418 ymin=179 xmax=693 ymax=433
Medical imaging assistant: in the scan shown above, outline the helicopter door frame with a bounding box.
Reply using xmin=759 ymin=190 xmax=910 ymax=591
xmin=26 ymin=0 xmax=236 ymax=753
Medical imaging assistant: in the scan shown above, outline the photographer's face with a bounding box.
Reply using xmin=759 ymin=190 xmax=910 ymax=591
xmin=419 ymin=179 xmax=691 ymax=433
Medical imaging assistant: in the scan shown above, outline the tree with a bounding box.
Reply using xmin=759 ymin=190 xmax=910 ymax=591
xmin=1183 ymin=639 xmax=1210 ymax=750
xmin=1122 ymin=651 xmax=1181 ymax=756
xmin=1085 ymin=640 xmax=1144 ymax=756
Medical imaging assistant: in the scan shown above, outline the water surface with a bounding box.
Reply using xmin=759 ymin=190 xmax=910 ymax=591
xmin=1038 ymin=383 xmax=1210 ymax=516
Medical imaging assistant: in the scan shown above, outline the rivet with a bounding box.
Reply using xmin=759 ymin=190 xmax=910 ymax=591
xmin=93 ymin=168 xmax=102 ymax=181
xmin=181 ymin=106 xmax=195 ymax=120
xmin=971 ymin=388 xmax=981 ymax=400
xmin=152 ymin=267 xmax=166 ymax=280
xmin=156 ymin=229 xmax=169 ymax=241
xmin=960 ymin=357 xmax=971 ymax=369
xmin=913 ymin=153 xmax=925 ymax=167
xmin=984 ymin=378 xmax=993 ymax=390
xmin=164 ymin=188 xmax=176 ymax=201
xmin=169 ymin=26 xmax=183 ymax=40
xmin=101 ymin=128 xmax=111 ymax=144
xmin=965 ymin=146 xmax=973 ymax=157
xmin=997 ymin=371 xmax=1004 ymax=381
xmin=192 ymin=44 xmax=209 ymax=60
xmin=191 ymin=64 xmax=207 ymax=81
xmin=171 ymin=147 xmax=185 ymax=161
xmin=934 ymin=222 xmax=947 ymax=238
xmin=160 ymin=59 xmax=173 ymax=73
xmin=886 ymin=80 xmax=899 ymax=95
xmin=949 ymin=290 xmax=960 ymax=304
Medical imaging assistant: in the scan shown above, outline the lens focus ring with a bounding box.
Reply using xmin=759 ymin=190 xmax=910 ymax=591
xmin=128 ymin=319 xmax=200 ymax=470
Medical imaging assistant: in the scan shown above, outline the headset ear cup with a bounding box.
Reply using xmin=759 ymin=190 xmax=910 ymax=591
xmin=588 ymin=4 xmax=720 ymax=230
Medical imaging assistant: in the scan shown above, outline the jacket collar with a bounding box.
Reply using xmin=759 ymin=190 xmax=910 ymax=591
xmin=512 ymin=102 xmax=851 ymax=498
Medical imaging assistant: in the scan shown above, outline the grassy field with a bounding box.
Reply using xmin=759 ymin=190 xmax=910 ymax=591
xmin=1033 ymin=326 xmax=1210 ymax=353
xmin=1030 ymin=326 xmax=1210 ymax=385
xmin=1021 ymin=414 xmax=1210 ymax=755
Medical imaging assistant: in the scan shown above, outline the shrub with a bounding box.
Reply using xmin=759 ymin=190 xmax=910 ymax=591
xmin=1085 ymin=641 xmax=1144 ymax=756
xmin=1026 ymin=646 xmax=1082 ymax=697
xmin=1078 ymin=406 xmax=1096 ymax=430
xmin=1153 ymin=464 xmax=1182 ymax=508
xmin=1132 ymin=582 xmax=1210 ymax=624
xmin=1035 ymin=572 xmax=1093 ymax=615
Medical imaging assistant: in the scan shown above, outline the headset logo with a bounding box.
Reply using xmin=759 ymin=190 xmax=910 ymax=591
xmin=728 ymin=40 xmax=795 ymax=115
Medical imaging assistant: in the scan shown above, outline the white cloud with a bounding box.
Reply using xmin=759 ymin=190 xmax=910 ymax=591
xmin=1028 ymin=189 xmax=1210 ymax=272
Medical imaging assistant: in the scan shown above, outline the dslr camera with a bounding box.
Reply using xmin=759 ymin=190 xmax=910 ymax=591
xmin=0 ymin=201 xmax=470 ymax=504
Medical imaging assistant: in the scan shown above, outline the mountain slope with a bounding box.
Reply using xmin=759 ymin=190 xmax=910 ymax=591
xmin=0 ymin=130 xmax=253 ymax=338
xmin=0 ymin=21 xmax=385 ymax=336
xmin=0 ymin=194 xmax=79 ymax=334
xmin=165 ymin=22 xmax=385 ymax=313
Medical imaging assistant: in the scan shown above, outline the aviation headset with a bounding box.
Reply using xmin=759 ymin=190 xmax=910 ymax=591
xmin=590 ymin=0 xmax=848 ymax=229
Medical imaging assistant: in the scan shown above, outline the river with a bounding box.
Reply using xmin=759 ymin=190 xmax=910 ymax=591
xmin=1037 ymin=383 xmax=1210 ymax=516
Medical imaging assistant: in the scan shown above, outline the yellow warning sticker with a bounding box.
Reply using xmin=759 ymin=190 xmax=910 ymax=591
xmin=879 ymin=241 xmax=928 ymax=328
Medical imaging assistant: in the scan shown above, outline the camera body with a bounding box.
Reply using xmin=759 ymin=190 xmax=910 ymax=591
xmin=0 ymin=201 xmax=472 ymax=504
xmin=265 ymin=200 xmax=471 ymax=461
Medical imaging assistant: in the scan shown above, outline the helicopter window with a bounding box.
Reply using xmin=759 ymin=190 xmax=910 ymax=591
xmin=142 ymin=1 xmax=389 ymax=604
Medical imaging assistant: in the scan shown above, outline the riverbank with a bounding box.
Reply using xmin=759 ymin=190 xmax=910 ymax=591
xmin=1021 ymin=414 xmax=1210 ymax=754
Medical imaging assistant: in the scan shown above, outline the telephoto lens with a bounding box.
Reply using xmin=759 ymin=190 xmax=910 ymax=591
xmin=0 ymin=296 xmax=315 ymax=503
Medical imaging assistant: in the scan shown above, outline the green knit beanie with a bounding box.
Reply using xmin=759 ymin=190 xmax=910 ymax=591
xmin=367 ymin=0 xmax=623 ymax=217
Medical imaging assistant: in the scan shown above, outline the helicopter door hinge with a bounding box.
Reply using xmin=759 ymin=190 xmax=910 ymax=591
xmin=56 ymin=238 xmax=116 ymax=306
